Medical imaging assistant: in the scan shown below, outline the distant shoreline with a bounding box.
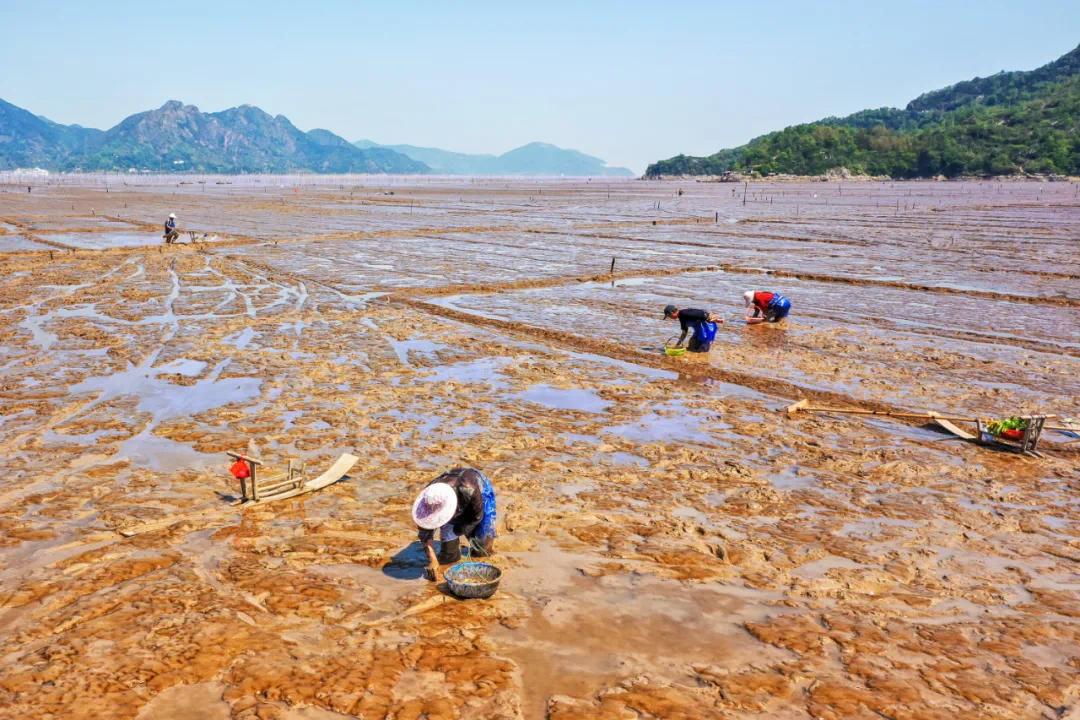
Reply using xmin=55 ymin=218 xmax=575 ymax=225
xmin=0 ymin=172 xmax=643 ymax=185
xmin=4 ymin=171 xmax=1076 ymax=185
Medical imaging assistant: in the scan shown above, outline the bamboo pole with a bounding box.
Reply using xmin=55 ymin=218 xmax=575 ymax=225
xmin=785 ymin=398 xmax=1057 ymax=424
xmin=226 ymin=451 xmax=264 ymax=466
xmin=258 ymin=476 xmax=304 ymax=496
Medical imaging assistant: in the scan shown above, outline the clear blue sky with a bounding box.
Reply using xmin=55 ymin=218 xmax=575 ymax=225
xmin=2 ymin=1 xmax=1077 ymax=173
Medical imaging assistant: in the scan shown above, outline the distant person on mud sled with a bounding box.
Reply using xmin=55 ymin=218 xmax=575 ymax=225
xmin=743 ymin=290 xmax=791 ymax=325
xmin=412 ymin=467 xmax=497 ymax=581
xmin=163 ymin=213 xmax=179 ymax=244
xmin=663 ymin=305 xmax=723 ymax=352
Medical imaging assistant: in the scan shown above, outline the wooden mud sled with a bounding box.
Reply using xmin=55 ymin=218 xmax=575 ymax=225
xmin=227 ymin=451 xmax=359 ymax=505
xmin=785 ymin=399 xmax=1058 ymax=457
xmin=114 ymin=452 xmax=359 ymax=537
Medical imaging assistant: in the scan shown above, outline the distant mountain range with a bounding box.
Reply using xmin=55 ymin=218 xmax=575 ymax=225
xmin=0 ymin=98 xmax=635 ymax=176
xmin=354 ymin=139 xmax=635 ymax=176
xmin=0 ymin=99 xmax=426 ymax=173
xmin=647 ymin=44 xmax=1080 ymax=178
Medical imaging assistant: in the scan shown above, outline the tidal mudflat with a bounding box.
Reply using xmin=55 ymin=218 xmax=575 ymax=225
xmin=0 ymin=176 xmax=1077 ymax=719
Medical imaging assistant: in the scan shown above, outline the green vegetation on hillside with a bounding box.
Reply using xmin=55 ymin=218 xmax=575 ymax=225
xmin=647 ymin=45 xmax=1080 ymax=179
xmin=907 ymin=43 xmax=1080 ymax=112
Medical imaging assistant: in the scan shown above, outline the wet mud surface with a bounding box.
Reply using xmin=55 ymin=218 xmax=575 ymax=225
xmin=0 ymin=177 xmax=1077 ymax=719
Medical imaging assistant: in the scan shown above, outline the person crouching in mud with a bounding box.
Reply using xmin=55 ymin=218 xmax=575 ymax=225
xmin=744 ymin=290 xmax=791 ymax=325
xmin=663 ymin=304 xmax=723 ymax=352
xmin=164 ymin=213 xmax=179 ymax=244
xmin=412 ymin=467 xmax=497 ymax=581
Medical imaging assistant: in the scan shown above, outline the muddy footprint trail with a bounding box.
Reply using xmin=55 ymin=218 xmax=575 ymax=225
xmin=0 ymin=177 xmax=1077 ymax=720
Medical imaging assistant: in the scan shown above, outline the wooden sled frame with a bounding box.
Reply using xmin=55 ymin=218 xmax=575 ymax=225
xmin=785 ymin=400 xmax=1051 ymax=457
xmin=227 ymin=451 xmax=359 ymax=505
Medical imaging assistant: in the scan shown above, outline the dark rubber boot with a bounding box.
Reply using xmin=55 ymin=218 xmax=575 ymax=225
xmin=437 ymin=540 xmax=461 ymax=564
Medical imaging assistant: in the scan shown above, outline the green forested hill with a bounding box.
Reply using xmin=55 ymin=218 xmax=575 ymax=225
xmin=907 ymin=43 xmax=1080 ymax=112
xmin=646 ymin=45 xmax=1080 ymax=178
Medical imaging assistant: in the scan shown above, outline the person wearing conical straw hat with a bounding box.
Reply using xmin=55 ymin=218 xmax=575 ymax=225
xmin=412 ymin=467 xmax=497 ymax=581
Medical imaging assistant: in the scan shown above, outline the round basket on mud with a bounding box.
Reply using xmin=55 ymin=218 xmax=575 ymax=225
xmin=444 ymin=561 xmax=502 ymax=599
xmin=663 ymin=336 xmax=686 ymax=357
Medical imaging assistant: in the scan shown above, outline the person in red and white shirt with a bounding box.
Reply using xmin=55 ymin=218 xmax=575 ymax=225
xmin=744 ymin=290 xmax=792 ymax=325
